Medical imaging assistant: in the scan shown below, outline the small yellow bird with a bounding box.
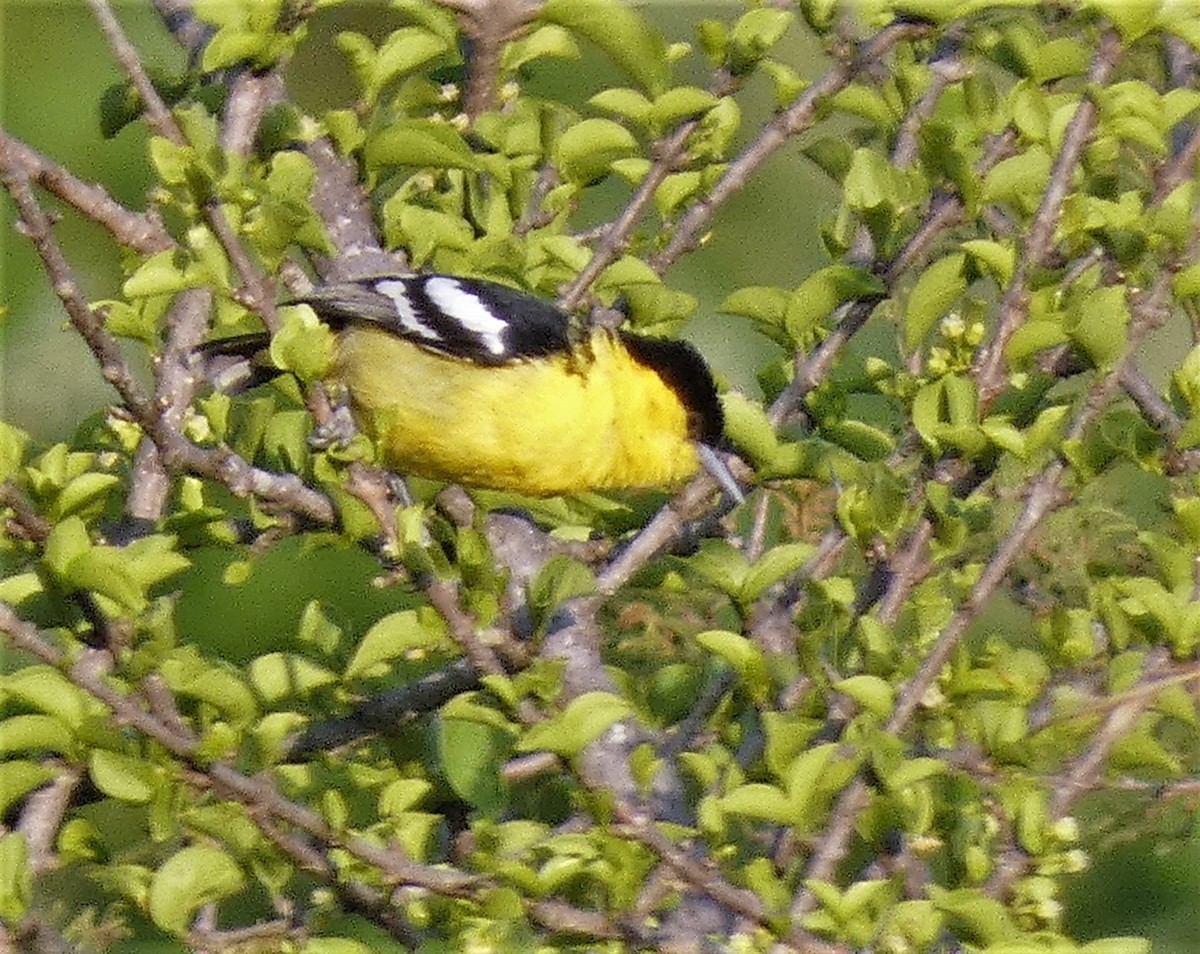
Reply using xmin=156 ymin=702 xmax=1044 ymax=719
xmin=215 ymin=274 xmax=739 ymax=499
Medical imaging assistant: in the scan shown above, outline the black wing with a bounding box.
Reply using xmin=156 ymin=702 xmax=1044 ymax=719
xmin=291 ymin=274 xmax=572 ymax=366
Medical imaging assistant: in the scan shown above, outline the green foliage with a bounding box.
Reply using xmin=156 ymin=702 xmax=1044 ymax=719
xmin=4 ymin=1 xmax=1200 ymax=953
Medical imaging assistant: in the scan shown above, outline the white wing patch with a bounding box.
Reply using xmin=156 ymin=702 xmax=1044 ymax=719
xmin=424 ymin=277 xmax=508 ymax=356
xmin=376 ymin=278 xmax=440 ymax=342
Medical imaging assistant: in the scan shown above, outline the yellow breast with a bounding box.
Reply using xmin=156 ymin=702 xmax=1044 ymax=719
xmin=334 ymin=326 xmax=700 ymax=495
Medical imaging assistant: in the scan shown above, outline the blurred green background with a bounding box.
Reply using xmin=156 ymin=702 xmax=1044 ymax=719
xmin=1 ymin=2 xmax=1197 ymax=950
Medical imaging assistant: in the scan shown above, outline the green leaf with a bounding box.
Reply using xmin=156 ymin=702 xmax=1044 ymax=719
xmin=50 ymin=472 xmax=120 ymax=521
xmin=345 ymin=610 xmax=452 ymax=681
xmin=1079 ymin=939 xmax=1152 ymax=954
xmin=439 ymin=717 xmax=511 ymax=815
xmin=0 ymin=763 xmax=55 ymax=818
xmin=270 ymin=307 xmax=336 ymax=383
xmin=1084 ymin=0 xmax=1161 ymax=42
xmin=589 ymin=88 xmax=652 ymax=126
xmin=248 ymin=653 xmax=338 ymax=703
xmin=649 ymin=86 xmax=718 ymax=131
xmin=762 ymin=59 xmax=807 ymax=110
xmin=834 ymin=675 xmax=894 ymax=718
xmin=961 ymin=239 xmax=1015 ymax=286
xmin=0 ymin=715 xmax=75 ymax=758
xmin=1067 ymin=285 xmax=1129 ymax=369
xmin=123 ymin=250 xmax=202 ymax=298
xmin=695 ymin=630 xmax=769 ymax=703
xmin=983 ymin=147 xmax=1051 ymax=214
xmin=721 ymin=392 xmax=780 ymax=466
xmin=67 ymin=546 xmax=147 ymax=613
xmin=843 ymin=148 xmax=899 ymax=211
xmin=366 ymin=119 xmax=482 ymax=171
xmin=885 ymin=756 xmax=946 ymax=791
xmin=904 ymin=253 xmax=966 ymax=350
xmin=930 ymin=887 xmax=1021 ymax=945
xmin=787 ymin=266 xmax=884 ymax=349
xmin=555 ymin=118 xmax=639 ymax=185
xmin=541 ymin=0 xmax=669 ymax=94
xmin=728 ymin=8 xmax=794 ymax=75
xmin=4 ymin=666 xmax=87 ymax=728
xmin=301 ymin=940 xmax=375 ymax=954
xmin=517 ymin=691 xmax=633 ymax=757
xmin=148 ymin=844 xmax=245 ymax=936
xmin=89 ymin=750 xmax=158 ymax=804
xmin=350 ymin=27 xmax=449 ymax=105
xmin=0 ymin=421 xmax=30 ymax=479
xmin=741 ymin=543 xmax=814 ymax=604
xmin=528 ymin=555 xmax=596 ymax=619
xmin=720 ymin=782 xmax=797 ymax=824
xmin=720 ymin=285 xmax=789 ymax=328
xmin=503 ymin=24 xmax=581 ymax=72
xmin=0 ymin=834 xmax=30 ymax=924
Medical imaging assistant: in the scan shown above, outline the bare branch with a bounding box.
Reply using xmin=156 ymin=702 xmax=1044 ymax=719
xmin=973 ymin=29 xmax=1122 ymax=401
xmin=0 ymin=129 xmax=173 ymax=255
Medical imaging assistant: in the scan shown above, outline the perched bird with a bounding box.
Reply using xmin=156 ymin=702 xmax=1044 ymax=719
xmin=213 ymin=273 xmax=740 ymax=499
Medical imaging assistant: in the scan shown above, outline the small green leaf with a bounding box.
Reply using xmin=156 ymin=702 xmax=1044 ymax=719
xmin=0 ymin=763 xmax=55 ymax=818
xmin=517 ymin=691 xmax=633 ymax=757
xmin=720 ymin=392 xmax=780 ymax=467
xmin=721 ymin=782 xmax=797 ymax=824
xmin=541 ymin=0 xmax=669 ymax=94
xmin=4 ymin=666 xmax=87 ymax=728
xmin=555 ymin=118 xmax=639 ymax=185
xmin=589 ymin=88 xmax=652 ymax=126
xmin=355 ymin=27 xmax=449 ymax=104
xmin=728 ymin=8 xmax=794 ymax=75
xmin=0 ymin=715 xmax=75 ymax=758
xmin=961 ymin=240 xmax=1015 ymax=286
xmin=439 ymin=717 xmax=511 ymax=815
xmin=301 ymin=940 xmax=374 ymax=954
xmin=528 ymin=556 xmax=596 ymax=619
xmin=1067 ymin=285 xmax=1129 ymax=369
xmin=741 ymin=543 xmax=814 ymax=604
xmin=248 ymin=653 xmax=338 ymax=703
xmin=787 ymin=266 xmax=884 ymax=349
xmin=834 ymin=675 xmax=894 ymax=717
xmin=366 ymin=119 xmax=481 ymax=171
xmin=695 ymin=630 xmax=769 ymax=703
xmin=0 ymin=421 xmax=30 ymax=479
xmin=904 ymin=253 xmax=966 ymax=350
xmin=123 ymin=250 xmax=202 ymax=298
xmin=0 ymin=834 xmax=30 ymax=923
xmin=503 ymin=24 xmax=581 ymax=72
xmin=148 ymin=844 xmax=245 ymax=936
xmin=89 ymin=750 xmax=158 ymax=804
xmin=649 ymin=86 xmax=718 ymax=130
xmin=345 ymin=610 xmax=452 ymax=681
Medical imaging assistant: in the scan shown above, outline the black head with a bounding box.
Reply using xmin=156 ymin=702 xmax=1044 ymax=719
xmin=618 ymin=332 xmax=724 ymax=445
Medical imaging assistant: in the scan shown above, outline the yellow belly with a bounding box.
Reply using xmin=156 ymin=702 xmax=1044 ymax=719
xmin=334 ymin=327 xmax=700 ymax=495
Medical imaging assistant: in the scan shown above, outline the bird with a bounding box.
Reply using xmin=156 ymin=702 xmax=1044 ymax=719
xmin=210 ymin=273 xmax=740 ymax=499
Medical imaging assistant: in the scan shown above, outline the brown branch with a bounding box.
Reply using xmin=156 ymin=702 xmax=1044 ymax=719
xmin=303 ymin=137 xmax=404 ymax=279
xmin=557 ymin=70 xmax=738 ymax=312
xmin=972 ymin=29 xmax=1122 ymax=402
xmin=786 ymin=266 xmax=1175 ymax=935
xmin=434 ymin=0 xmax=540 ymax=120
xmin=0 ymin=129 xmax=173 ymax=255
xmin=86 ymin=0 xmax=185 ymax=145
xmin=0 ymin=161 xmax=336 ymax=524
xmin=221 ymin=68 xmax=285 ymax=156
xmin=87 ymin=0 xmax=279 ymax=326
xmin=17 ymin=763 xmax=84 ymax=875
xmin=649 ymin=21 xmax=931 ymax=275
xmin=0 ymin=607 xmax=477 ymax=899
